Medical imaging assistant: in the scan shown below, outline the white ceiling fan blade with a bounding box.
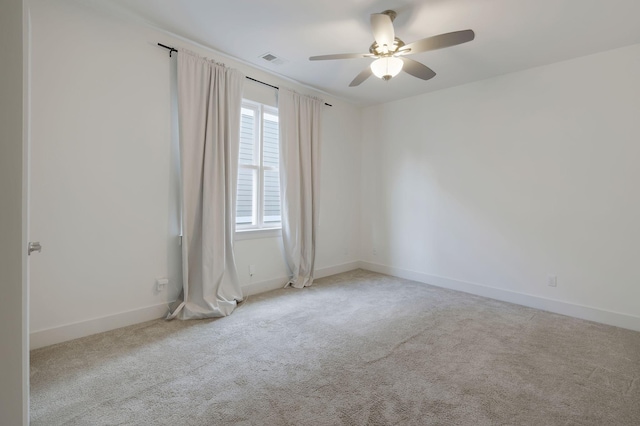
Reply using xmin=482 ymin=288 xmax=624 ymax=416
xmin=309 ymin=53 xmax=375 ymax=61
xmin=403 ymin=30 xmax=475 ymax=54
xmin=400 ymin=57 xmax=436 ymax=81
xmin=371 ymin=13 xmax=395 ymax=49
xmin=349 ymin=67 xmax=372 ymax=87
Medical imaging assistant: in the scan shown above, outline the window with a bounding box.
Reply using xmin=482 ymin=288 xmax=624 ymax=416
xmin=236 ymin=100 xmax=281 ymax=231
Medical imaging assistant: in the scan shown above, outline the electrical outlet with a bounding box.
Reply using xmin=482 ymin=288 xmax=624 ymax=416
xmin=548 ymin=275 xmax=557 ymax=287
xmin=156 ymin=277 xmax=168 ymax=292
xmin=372 ymin=247 xmax=377 ymax=256
xmin=249 ymin=265 xmax=256 ymax=276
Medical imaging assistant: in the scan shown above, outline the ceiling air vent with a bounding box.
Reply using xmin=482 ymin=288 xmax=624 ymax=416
xmin=260 ymin=52 xmax=286 ymax=65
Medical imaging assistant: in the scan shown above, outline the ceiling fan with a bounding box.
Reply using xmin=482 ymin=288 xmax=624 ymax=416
xmin=309 ymin=10 xmax=475 ymax=87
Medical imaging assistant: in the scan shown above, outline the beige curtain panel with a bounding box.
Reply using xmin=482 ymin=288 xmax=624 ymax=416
xmin=169 ymin=49 xmax=245 ymax=319
xmin=278 ymin=88 xmax=324 ymax=288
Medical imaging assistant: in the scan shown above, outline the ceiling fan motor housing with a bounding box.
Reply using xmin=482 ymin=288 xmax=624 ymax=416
xmin=369 ymin=38 xmax=405 ymax=56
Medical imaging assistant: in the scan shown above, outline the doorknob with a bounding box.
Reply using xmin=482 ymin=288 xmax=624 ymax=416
xmin=28 ymin=241 xmax=42 ymax=255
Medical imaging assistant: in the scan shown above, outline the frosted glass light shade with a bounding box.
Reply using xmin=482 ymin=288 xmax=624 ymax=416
xmin=370 ymin=57 xmax=403 ymax=80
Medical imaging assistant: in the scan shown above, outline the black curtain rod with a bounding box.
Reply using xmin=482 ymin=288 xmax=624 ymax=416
xmin=158 ymin=43 xmax=178 ymax=56
xmin=158 ymin=43 xmax=332 ymax=107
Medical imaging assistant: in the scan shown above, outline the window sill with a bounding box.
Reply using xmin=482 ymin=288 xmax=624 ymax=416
xmin=235 ymin=227 xmax=282 ymax=241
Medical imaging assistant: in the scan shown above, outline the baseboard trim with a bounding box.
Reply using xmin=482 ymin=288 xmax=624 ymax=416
xmin=30 ymin=302 xmax=171 ymax=350
xmin=241 ymin=261 xmax=361 ymax=297
xmin=316 ymin=261 xmax=361 ymax=279
xmin=358 ymin=261 xmax=640 ymax=332
xmin=31 ymin=262 xmax=363 ymax=349
xmin=39 ymin=259 xmax=631 ymax=349
xmin=242 ymin=277 xmax=288 ymax=296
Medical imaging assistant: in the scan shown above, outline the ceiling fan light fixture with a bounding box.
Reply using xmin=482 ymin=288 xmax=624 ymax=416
xmin=309 ymin=9 xmax=475 ymax=87
xmin=370 ymin=56 xmax=403 ymax=81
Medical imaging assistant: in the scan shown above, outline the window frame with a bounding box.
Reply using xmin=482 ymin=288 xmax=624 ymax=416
xmin=235 ymin=99 xmax=281 ymax=234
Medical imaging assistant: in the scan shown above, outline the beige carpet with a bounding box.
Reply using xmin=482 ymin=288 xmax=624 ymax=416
xmin=30 ymin=269 xmax=640 ymax=425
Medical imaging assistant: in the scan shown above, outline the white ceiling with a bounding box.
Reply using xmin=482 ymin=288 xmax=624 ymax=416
xmin=103 ymin=0 xmax=640 ymax=106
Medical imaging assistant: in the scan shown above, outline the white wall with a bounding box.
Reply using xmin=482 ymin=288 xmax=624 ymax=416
xmin=361 ymin=43 xmax=640 ymax=327
xmin=0 ymin=0 xmax=28 ymax=424
xmin=28 ymin=0 xmax=182 ymax=343
xmin=29 ymin=0 xmax=361 ymax=347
